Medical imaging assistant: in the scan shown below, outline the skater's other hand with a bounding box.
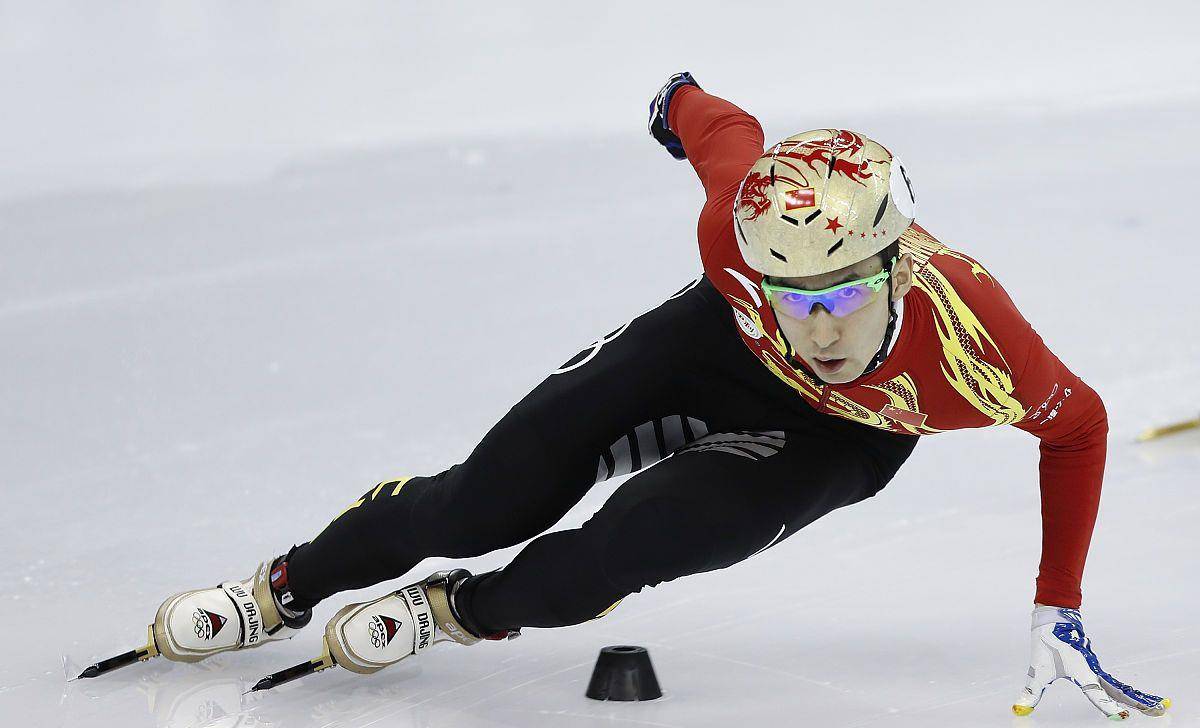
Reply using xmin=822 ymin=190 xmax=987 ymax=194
xmin=1012 ymin=605 xmax=1169 ymax=720
xmin=647 ymin=71 xmax=700 ymax=160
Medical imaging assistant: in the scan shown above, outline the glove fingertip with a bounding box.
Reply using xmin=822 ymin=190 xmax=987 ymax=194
xmin=1136 ymin=696 xmax=1169 ymax=717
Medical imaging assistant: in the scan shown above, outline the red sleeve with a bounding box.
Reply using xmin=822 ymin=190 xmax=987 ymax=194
xmin=936 ymin=254 xmax=1106 ymax=610
xmin=1011 ymin=328 xmax=1107 ymax=609
xmin=667 ymin=85 xmax=764 ymax=267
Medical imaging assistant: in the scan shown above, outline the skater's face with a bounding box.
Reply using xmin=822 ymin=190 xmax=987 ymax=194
xmin=768 ymin=253 xmax=913 ymax=384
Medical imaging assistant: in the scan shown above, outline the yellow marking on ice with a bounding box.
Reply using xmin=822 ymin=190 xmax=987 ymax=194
xmin=1012 ymin=704 xmax=1034 ymax=716
xmin=1136 ymin=418 xmax=1199 ymax=442
xmin=391 ymin=476 xmax=414 ymax=496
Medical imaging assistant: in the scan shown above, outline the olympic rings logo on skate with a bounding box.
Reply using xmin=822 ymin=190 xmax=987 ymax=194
xmin=191 ymin=608 xmax=228 ymax=640
xmin=368 ymin=614 xmax=404 ymax=649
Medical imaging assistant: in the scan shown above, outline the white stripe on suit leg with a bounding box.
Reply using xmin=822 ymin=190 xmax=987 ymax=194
xmin=610 ymin=435 xmax=633 ymax=477
xmin=634 ymin=421 xmax=660 ymax=467
xmin=750 ymin=524 xmax=787 ymax=558
xmin=662 ymin=415 xmax=687 ymax=452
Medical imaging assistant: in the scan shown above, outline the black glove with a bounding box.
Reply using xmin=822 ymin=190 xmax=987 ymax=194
xmin=647 ymin=72 xmax=700 ymax=160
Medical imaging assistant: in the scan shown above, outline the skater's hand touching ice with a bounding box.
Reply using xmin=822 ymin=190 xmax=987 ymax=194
xmin=1012 ymin=605 xmax=1169 ymax=720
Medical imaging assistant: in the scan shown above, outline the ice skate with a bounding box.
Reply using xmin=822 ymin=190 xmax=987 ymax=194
xmin=76 ymin=556 xmax=311 ymax=679
xmin=249 ymin=569 xmax=517 ymax=691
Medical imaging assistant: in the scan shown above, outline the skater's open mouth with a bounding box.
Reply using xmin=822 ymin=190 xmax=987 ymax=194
xmin=812 ymin=357 xmax=847 ymax=374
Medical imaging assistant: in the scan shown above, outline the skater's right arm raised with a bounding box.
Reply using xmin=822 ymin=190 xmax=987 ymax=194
xmin=648 ymin=75 xmax=765 ymax=267
xmin=666 ymin=84 xmax=765 ymax=199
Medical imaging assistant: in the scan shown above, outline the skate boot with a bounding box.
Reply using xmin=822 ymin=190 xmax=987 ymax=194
xmin=248 ymin=569 xmax=518 ymax=690
xmin=76 ymin=554 xmax=311 ymax=679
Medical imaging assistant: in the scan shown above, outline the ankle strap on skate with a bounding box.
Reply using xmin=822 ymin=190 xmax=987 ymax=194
xmin=270 ymin=561 xmax=295 ymax=606
xmin=262 ymin=552 xmax=312 ymax=630
xmin=425 ymin=574 xmax=481 ymax=646
xmin=221 ymin=580 xmax=269 ymax=647
xmin=424 ymin=570 xmax=520 ymax=645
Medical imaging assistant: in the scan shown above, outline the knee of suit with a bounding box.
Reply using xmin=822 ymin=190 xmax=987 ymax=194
xmin=527 ymin=513 xmax=703 ymax=627
xmin=470 ymin=500 xmax=723 ymax=631
xmin=487 ymin=528 xmax=632 ymax=629
xmin=593 ymin=497 xmax=720 ymax=593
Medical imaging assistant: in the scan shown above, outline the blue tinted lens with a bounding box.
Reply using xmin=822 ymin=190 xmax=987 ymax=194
xmin=771 ymin=284 xmax=875 ymax=320
xmin=825 ymin=285 xmax=873 ymax=316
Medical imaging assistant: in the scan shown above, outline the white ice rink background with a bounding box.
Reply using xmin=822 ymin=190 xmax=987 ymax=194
xmin=2 ymin=2 xmax=1198 ymax=726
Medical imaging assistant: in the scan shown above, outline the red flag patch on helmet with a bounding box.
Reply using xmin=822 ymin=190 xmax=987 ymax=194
xmin=782 ymin=188 xmax=816 ymax=210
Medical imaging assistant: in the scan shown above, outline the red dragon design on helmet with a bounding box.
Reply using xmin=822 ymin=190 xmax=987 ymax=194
xmin=736 ymin=171 xmax=773 ymax=221
xmin=775 ymin=130 xmax=876 ymax=187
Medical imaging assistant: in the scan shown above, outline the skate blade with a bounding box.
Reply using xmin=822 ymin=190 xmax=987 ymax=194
xmin=74 ymin=625 xmax=160 ymax=680
xmin=246 ymin=639 xmax=336 ymax=693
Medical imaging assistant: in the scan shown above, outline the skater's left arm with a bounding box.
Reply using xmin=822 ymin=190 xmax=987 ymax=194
xmin=1008 ymin=331 xmax=1107 ymax=610
xmin=1005 ymin=317 xmax=1169 ymax=719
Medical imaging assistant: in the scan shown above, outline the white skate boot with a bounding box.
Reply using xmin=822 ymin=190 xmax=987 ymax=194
xmin=249 ymin=569 xmax=518 ymax=690
xmin=76 ymin=556 xmax=311 ymax=679
xmin=152 ymin=557 xmax=310 ymax=663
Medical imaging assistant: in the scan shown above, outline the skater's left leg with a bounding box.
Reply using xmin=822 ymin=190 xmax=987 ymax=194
xmin=456 ymin=419 xmax=918 ymax=633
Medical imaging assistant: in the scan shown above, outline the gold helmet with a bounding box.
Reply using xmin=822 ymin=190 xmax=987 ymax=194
xmin=733 ymin=129 xmax=916 ymax=277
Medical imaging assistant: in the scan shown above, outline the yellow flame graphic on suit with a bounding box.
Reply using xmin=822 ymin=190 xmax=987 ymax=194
xmin=897 ymin=225 xmax=1024 ymax=426
xmin=911 ymin=257 xmax=1026 ymax=427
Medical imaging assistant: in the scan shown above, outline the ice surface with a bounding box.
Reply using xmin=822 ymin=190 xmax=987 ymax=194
xmin=3 ymin=4 xmax=1199 ymax=727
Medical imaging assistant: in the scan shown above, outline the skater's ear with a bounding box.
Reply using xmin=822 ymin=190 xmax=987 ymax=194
xmin=891 ymin=254 xmax=914 ymax=301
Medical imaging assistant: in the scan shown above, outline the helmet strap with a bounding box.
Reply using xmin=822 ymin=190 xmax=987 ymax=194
xmin=863 ymin=255 xmax=900 ymax=375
